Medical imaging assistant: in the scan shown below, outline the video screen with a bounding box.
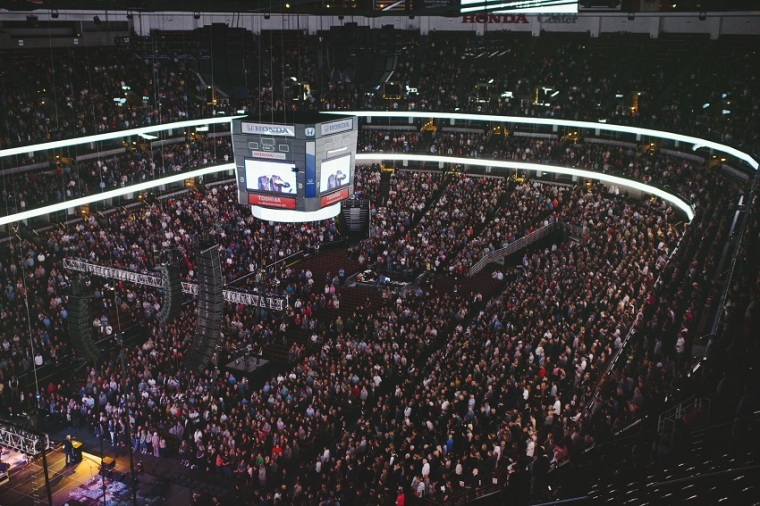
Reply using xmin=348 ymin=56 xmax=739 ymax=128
xmin=245 ymin=159 xmax=297 ymax=194
xmin=460 ymin=0 xmax=578 ymax=14
xmin=319 ymin=155 xmax=351 ymax=192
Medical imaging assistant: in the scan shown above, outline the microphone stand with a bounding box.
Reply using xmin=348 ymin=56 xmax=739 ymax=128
xmin=117 ymin=334 xmax=139 ymax=506
xmin=100 ymin=428 xmax=107 ymax=506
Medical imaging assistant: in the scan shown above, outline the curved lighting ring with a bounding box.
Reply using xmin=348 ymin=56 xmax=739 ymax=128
xmin=330 ymin=111 xmax=759 ymax=171
xmin=0 ymin=116 xmax=245 ymax=159
xmin=356 ymin=153 xmax=696 ymax=221
xmin=0 ymin=163 xmax=236 ymax=227
xmin=0 ymin=113 xmax=722 ymax=225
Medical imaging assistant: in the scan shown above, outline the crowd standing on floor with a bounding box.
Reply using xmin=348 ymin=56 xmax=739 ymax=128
xmin=0 ymin=29 xmax=757 ymax=506
xmin=0 ymin=165 xmax=741 ymax=504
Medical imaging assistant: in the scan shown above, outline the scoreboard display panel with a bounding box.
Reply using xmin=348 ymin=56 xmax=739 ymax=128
xmin=231 ymin=113 xmax=358 ymax=223
xmin=320 ymin=154 xmax=351 ymax=192
xmin=244 ymin=159 xmax=297 ymax=194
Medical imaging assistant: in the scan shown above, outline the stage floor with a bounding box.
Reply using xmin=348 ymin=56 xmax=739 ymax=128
xmin=0 ymin=432 xmax=233 ymax=506
xmin=0 ymin=445 xmax=172 ymax=506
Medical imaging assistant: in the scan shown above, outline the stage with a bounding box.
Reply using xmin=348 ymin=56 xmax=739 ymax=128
xmin=0 ymin=430 xmax=233 ymax=506
xmin=0 ymin=443 xmax=167 ymax=506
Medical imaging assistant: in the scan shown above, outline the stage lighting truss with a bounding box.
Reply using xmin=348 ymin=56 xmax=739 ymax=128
xmin=0 ymin=422 xmax=49 ymax=456
xmin=62 ymin=258 xmax=286 ymax=311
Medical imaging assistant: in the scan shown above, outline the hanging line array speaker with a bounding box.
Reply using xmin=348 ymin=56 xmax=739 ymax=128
xmin=67 ymin=281 xmax=100 ymax=363
xmin=184 ymin=243 xmax=223 ymax=374
xmin=156 ymin=263 xmax=182 ymax=325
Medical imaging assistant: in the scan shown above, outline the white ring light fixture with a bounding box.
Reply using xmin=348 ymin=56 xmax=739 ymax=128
xmin=0 ymin=163 xmax=236 ymax=227
xmin=329 ymin=111 xmax=759 ymax=171
xmin=0 ymin=116 xmax=244 ymax=159
xmin=0 ymin=113 xmax=733 ymax=225
xmin=0 ymin=116 xmax=242 ymax=226
xmin=356 ymin=153 xmax=696 ymax=221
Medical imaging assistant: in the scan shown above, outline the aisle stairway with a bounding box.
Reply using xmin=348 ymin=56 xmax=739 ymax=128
xmin=586 ymin=416 xmax=760 ymax=505
xmin=341 ymin=199 xmax=370 ymax=234
xmin=378 ymin=170 xmax=393 ymax=206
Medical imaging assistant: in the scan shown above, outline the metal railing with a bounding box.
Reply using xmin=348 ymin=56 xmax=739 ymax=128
xmin=415 ymin=484 xmax=501 ymax=506
xmin=657 ymin=395 xmax=712 ymax=449
xmin=468 ymin=221 xmax=557 ymax=276
xmin=558 ymin=222 xmax=589 ymax=238
xmin=711 ymin=173 xmax=759 ymax=336
xmin=534 ymin=497 xmax=591 ymax=506
xmin=467 ymin=221 xmax=590 ymax=277
xmin=584 ymin=219 xmax=688 ymax=412
xmin=229 ymin=238 xmax=347 ymax=288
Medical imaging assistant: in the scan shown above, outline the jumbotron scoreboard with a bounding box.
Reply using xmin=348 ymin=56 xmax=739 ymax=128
xmin=231 ymin=112 xmax=358 ymax=223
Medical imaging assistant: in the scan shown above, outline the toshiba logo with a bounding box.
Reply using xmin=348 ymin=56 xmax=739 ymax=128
xmin=248 ymin=193 xmax=296 ymax=209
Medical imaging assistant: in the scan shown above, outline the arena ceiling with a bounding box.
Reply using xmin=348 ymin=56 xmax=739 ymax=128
xmin=0 ymin=0 xmax=757 ymax=15
xmin=3 ymin=0 xmax=457 ymax=16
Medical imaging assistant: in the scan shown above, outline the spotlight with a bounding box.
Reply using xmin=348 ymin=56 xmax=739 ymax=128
xmin=194 ymin=12 xmax=200 ymax=20
xmin=627 ymin=12 xmax=635 ymax=20
xmin=264 ymin=13 xmax=270 ymax=19
xmin=338 ymin=15 xmax=344 ymax=20
xmin=93 ymin=15 xmax=101 ymax=25
xmin=127 ymin=11 xmax=133 ymax=19
xmin=51 ymin=9 xmax=59 ymax=19
xmin=698 ymin=11 xmax=706 ymax=21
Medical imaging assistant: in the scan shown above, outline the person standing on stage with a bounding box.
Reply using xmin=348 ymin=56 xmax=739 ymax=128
xmin=63 ymin=435 xmax=74 ymax=466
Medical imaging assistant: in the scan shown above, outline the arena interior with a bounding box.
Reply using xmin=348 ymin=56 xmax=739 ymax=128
xmin=0 ymin=0 xmax=758 ymax=505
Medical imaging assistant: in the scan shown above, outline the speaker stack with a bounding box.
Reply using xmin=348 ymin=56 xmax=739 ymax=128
xmin=67 ymin=281 xmax=100 ymax=363
xmin=156 ymin=263 xmax=182 ymax=326
xmin=207 ymin=23 xmax=247 ymax=91
xmin=184 ymin=242 xmax=223 ymax=374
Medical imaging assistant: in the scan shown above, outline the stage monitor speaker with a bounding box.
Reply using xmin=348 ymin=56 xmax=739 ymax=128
xmin=100 ymin=456 xmax=116 ymax=476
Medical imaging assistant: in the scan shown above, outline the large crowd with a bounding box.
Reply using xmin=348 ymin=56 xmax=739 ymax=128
xmin=0 ymin=47 xmax=205 ymax=148
xmin=0 ymin=163 xmax=741 ymax=505
xmin=47 ymin=182 xmax=340 ymax=286
xmin=0 ymin=26 xmax=757 ymax=506
xmin=1 ymin=136 xmax=233 ymax=215
xmin=0 ymin=32 xmax=756 ymax=144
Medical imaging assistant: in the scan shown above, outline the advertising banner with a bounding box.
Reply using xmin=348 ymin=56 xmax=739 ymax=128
xmin=248 ymin=193 xmax=297 ymax=209
xmin=320 ymin=188 xmax=349 ymax=207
